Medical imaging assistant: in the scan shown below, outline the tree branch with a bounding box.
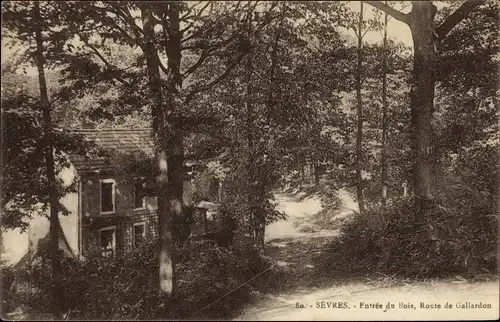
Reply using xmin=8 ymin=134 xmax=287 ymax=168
xmin=80 ymin=36 xmax=134 ymax=88
xmin=180 ymin=6 xmax=210 ymax=36
xmin=435 ymin=0 xmax=486 ymax=40
xmin=100 ymin=3 xmax=165 ymax=49
xmin=184 ymin=52 xmax=246 ymax=104
xmin=363 ymin=1 xmax=409 ymax=25
xmin=180 ymin=1 xmax=210 ymax=28
xmin=351 ymin=24 xmax=358 ymax=38
xmin=157 ymin=55 xmax=169 ymax=76
xmin=182 ymin=48 xmax=214 ymax=78
xmin=87 ymin=6 xmax=138 ymax=46
xmin=180 ymin=32 xmax=198 ymax=46
xmin=182 ymin=30 xmax=240 ymax=76
xmin=361 ymin=19 xmax=379 ymax=39
xmin=180 ymin=1 xmax=204 ymax=20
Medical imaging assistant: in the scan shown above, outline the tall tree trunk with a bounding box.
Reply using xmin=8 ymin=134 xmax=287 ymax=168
xmin=355 ymin=2 xmax=366 ymax=213
xmin=408 ymin=2 xmax=437 ymax=210
xmin=242 ymin=12 xmax=264 ymax=248
xmin=366 ymin=0 xmax=485 ymax=212
xmin=245 ymin=49 xmax=257 ymax=243
xmin=33 ymin=2 xmax=64 ymax=318
xmin=258 ymin=15 xmax=283 ymax=249
xmin=142 ymin=5 xmax=183 ymax=297
xmin=381 ymin=3 xmax=389 ymax=206
xmin=164 ymin=1 xmax=184 ymax=274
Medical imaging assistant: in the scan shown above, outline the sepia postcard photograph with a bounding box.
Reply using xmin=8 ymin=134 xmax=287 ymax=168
xmin=1 ymin=0 xmax=499 ymax=320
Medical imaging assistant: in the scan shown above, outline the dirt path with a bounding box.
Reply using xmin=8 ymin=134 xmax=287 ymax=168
xmin=235 ymin=191 xmax=500 ymax=321
xmin=266 ymin=188 xmax=357 ymax=241
xmin=236 ymin=280 xmax=499 ymax=321
xmin=265 ymin=192 xmax=337 ymax=241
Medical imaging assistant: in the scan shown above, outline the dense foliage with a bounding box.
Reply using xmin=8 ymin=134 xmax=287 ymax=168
xmin=4 ymin=239 xmax=275 ymax=320
xmin=316 ymin=0 xmax=498 ymax=280
xmin=319 ymin=185 xmax=497 ymax=279
xmin=1 ymin=0 xmax=498 ymax=319
xmin=1 ymin=70 xmax=90 ymax=231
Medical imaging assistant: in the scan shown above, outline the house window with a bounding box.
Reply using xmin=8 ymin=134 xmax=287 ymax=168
xmin=99 ymin=227 xmax=116 ymax=258
xmin=134 ymin=177 xmax=146 ymax=210
xmin=133 ymin=222 xmax=146 ymax=248
xmin=100 ymin=179 xmax=115 ymax=214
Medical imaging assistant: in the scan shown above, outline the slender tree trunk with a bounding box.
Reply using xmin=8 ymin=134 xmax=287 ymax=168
xmin=258 ymin=16 xmax=283 ymax=249
xmin=408 ymin=2 xmax=437 ymax=210
xmin=313 ymin=164 xmax=319 ymax=188
xmin=381 ymin=3 xmax=389 ymax=206
xmin=300 ymin=157 xmax=305 ymax=187
xmin=33 ymin=2 xmax=64 ymax=318
xmin=266 ymin=16 xmax=281 ymax=125
xmin=245 ymin=50 xmax=258 ymax=244
xmin=355 ymin=2 xmax=366 ymax=213
xmin=243 ymin=12 xmax=264 ymax=248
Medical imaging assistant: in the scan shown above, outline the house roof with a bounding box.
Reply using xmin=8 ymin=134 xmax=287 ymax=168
xmin=68 ymin=128 xmax=155 ymax=174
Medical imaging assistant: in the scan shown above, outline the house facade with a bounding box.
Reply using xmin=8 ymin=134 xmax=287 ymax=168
xmin=23 ymin=128 xmax=194 ymax=261
xmin=78 ymin=172 xmax=162 ymax=259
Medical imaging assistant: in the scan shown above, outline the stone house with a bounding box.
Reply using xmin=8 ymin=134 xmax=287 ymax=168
xmin=22 ymin=128 xmax=195 ymax=261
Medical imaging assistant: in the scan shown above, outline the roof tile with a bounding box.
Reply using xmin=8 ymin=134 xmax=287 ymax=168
xmin=68 ymin=128 xmax=155 ymax=174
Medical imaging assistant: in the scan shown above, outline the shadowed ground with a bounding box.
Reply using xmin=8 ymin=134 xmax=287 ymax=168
xmin=235 ymin=191 xmax=500 ymax=321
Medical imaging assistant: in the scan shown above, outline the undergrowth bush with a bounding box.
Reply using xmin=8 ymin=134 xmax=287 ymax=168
xmin=12 ymin=237 xmax=273 ymax=320
xmin=218 ymin=162 xmax=286 ymax=240
xmin=318 ymin=185 xmax=498 ymax=279
xmin=294 ymin=185 xmax=344 ymax=231
xmin=318 ymin=185 xmax=343 ymax=211
xmin=1 ymin=264 xmax=16 ymax=314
